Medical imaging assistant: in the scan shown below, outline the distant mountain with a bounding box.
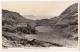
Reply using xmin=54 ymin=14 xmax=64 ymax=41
xmin=23 ymin=15 xmax=52 ymax=20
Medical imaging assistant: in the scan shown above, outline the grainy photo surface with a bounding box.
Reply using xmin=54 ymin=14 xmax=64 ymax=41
xmin=2 ymin=1 xmax=78 ymax=48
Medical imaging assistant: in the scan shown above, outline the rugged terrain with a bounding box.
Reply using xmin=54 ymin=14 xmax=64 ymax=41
xmin=2 ymin=3 xmax=78 ymax=48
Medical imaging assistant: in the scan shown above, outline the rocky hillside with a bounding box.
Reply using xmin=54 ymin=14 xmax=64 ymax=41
xmin=2 ymin=9 xmax=38 ymax=48
xmin=55 ymin=3 xmax=78 ymax=39
xmin=2 ymin=3 xmax=78 ymax=48
xmin=2 ymin=9 xmax=62 ymax=48
xmin=55 ymin=3 xmax=78 ymax=27
xmin=34 ymin=3 xmax=78 ymax=47
xmin=36 ymin=3 xmax=78 ymax=39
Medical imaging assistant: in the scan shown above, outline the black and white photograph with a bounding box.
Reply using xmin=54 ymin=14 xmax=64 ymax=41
xmin=2 ymin=0 xmax=78 ymax=48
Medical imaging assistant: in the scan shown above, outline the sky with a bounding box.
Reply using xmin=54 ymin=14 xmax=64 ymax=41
xmin=2 ymin=0 xmax=77 ymax=19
